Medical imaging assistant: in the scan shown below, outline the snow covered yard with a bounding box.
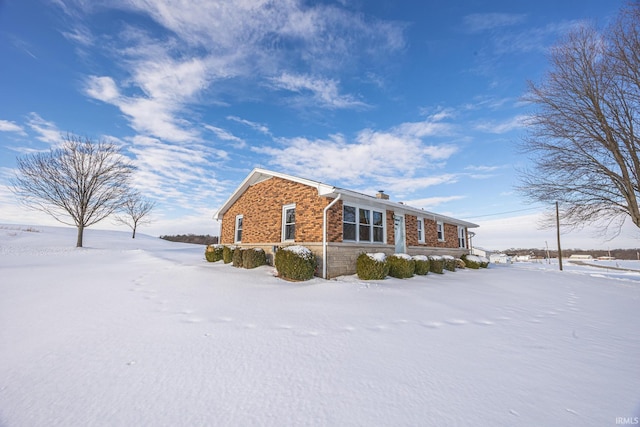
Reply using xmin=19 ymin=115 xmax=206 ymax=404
xmin=1 ymin=226 xmax=639 ymax=426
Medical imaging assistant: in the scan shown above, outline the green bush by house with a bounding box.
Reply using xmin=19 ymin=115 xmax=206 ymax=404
xmin=232 ymin=247 xmax=244 ymax=267
xmin=275 ymin=245 xmax=317 ymax=281
xmin=222 ymin=245 xmax=234 ymax=264
xmin=456 ymin=258 xmax=466 ymax=269
xmin=443 ymin=255 xmax=457 ymax=272
xmin=242 ymin=247 xmax=266 ymax=269
xmin=388 ymin=254 xmax=415 ymax=279
xmin=205 ymin=244 xmax=224 ymax=262
xmin=429 ymin=255 xmax=445 ymax=274
xmin=413 ymin=255 xmax=430 ymax=275
xmin=461 ymin=254 xmax=482 ymax=269
xmin=356 ymin=253 xmax=389 ymax=280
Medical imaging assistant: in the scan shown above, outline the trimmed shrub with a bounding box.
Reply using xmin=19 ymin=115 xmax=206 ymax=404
xmin=205 ymin=244 xmax=224 ymax=262
xmin=443 ymin=255 xmax=457 ymax=272
xmin=275 ymin=246 xmax=317 ymax=281
xmin=456 ymin=258 xmax=466 ymax=269
xmin=232 ymin=247 xmax=244 ymax=267
xmin=479 ymin=256 xmax=490 ymax=268
xmin=242 ymin=248 xmax=266 ymax=269
xmin=429 ymin=255 xmax=445 ymax=274
xmin=388 ymin=253 xmax=415 ymax=279
xmin=222 ymin=245 xmax=234 ymax=264
xmin=461 ymin=254 xmax=482 ymax=269
xmin=413 ymin=255 xmax=430 ymax=275
xmin=357 ymin=253 xmax=389 ymax=280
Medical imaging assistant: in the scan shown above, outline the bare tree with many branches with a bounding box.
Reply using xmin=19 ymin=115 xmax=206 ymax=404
xmin=11 ymin=134 xmax=134 ymax=247
xmin=518 ymin=3 xmax=640 ymax=236
xmin=114 ymin=193 xmax=156 ymax=239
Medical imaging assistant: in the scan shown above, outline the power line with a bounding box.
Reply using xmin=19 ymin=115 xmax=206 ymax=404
xmin=465 ymin=206 xmax=542 ymax=220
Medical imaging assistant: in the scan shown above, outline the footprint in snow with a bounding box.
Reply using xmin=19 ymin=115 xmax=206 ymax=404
xmin=445 ymin=319 xmax=468 ymax=326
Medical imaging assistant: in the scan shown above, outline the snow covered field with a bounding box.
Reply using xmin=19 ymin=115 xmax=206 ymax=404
xmin=1 ymin=225 xmax=639 ymax=426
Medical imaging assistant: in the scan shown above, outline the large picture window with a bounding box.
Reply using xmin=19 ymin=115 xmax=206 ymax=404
xmin=343 ymin=204 xmax=384 ymax=243
xmin=282 ymin=204 xmax=296 ymax=241
xmin=235 ymin=215 xmax=243 ymax=243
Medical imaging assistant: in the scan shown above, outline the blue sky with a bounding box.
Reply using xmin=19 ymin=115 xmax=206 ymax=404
xmin=1 ymin=0 xmax=638 ymax=250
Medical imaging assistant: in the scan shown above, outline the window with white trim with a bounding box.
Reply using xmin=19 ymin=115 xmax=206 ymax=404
xmin=436 ymin=221 xmax=444 ymax=241
xmin=417 ymin=218 xmax=425 ymax=243
xmin=234 ymin=215 xmax=243 ymax=243
xmin=458 ymin=226 xmax=467 ymax=248
xmin=282 ymin=204 xmax=296 ymax=241
xmin=343 ymin=204 xmax=384 ymax=243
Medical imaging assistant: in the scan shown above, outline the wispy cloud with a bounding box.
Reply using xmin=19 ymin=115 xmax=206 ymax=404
xmin=226 ymin=116 xmax=271 ymax=136
xmin=474 ymin=114 xmax=529 ymax=134
xmin=462 ymin=13 xmax=527 ymax=33
xmin=405 ymin=195 xmax=466 ymax=210
xmin=254 ymin=113 xmax=457 ymax=188
xmin=26 ymin=113 xmax=62 ymax=145
xmin=0 ymin=120 xmax=27 ymax=135
xmin=204 ymin=125 xmax=245 ymax=148
xmin=269 ymin=73 xmax=368 ymax=109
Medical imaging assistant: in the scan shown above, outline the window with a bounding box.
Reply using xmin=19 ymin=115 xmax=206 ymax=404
xmin=359 ymin=208 xmax=371 ymax=242
xmin=282 ymin=204 xmax=295 ymax=241
xmin=458 ymin=226 xmax=466 ymax=248
xmin=436 ymin=221 xmax=444 ymax=241
xmin=234 ymin=215 xmax=243 ymax=243
xmin=417 ymin=218 xmax=425 ymax=243
xmin=343 ymin=204 xmax=384 ymax=243
xmin=372 ymin=211 xmax=384 ymax=243
xmin=343 ymin=206 xmax=356 ymax=241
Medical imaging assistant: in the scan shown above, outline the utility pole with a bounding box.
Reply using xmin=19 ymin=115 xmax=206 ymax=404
xmin=556 ymin=201 xmax=563 ymax=271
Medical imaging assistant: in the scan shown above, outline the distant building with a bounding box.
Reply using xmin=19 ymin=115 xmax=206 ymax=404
xmin=569 ymin=254 xmax=593 ymax=260
xmin=490 ymin=253 xmax=512 ymax=264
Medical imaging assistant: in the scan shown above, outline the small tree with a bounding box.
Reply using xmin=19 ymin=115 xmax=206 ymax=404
xmin=10 ymin=134 xmax=134 ymax=247
xmin=114 ymin=193 xmax=155 ymax=238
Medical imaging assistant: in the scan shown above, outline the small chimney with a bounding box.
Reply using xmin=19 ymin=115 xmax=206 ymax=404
xmin=376 ymin=190 xmax=389 ymax=200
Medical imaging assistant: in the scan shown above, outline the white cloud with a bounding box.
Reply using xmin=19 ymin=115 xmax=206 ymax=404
xmin=405 ymin=195 xmax=466 ymax=210
xmin=26 ymin=113 xmax=62 ymax=145
xmin=269 ymin=73 xmax=367 ymax=109
xmin=0 ymin=120 xmax=27 ymax=135
xmin=255 ymin=113 xmax=458 ymax=188
xmin=462 ymin=13 xmax=527 ymax=33
xmin=204 ymin=125 xmax=246 ymax=148
xmin=226 ymin=116 xmax=271 ymax=135
xmin=474 ymin=115 xmax=529 ymax=134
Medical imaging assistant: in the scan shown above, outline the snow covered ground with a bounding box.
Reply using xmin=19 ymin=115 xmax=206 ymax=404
xmin=1 ymin=225 xmax=639 ymax=426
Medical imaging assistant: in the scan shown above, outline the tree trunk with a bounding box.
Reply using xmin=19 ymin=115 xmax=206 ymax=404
xmin=132 ymin=226 xmax=136 ymax=239
xmin=76 ymin=224 xmax=84 ymax=248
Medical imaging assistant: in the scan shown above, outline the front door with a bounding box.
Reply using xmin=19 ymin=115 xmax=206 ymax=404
xmin=394 ymin=214 xmax=406 ymax=254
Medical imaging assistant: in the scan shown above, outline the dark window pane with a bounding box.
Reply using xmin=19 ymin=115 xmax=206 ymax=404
xmin=373 ymin=227 xmax=384 ymax=243
xmin=359 ymin=224 xmax=371 ymax=241
xmin=285 ymin=208 xmax=295 ymax=224
xmin=344 ymin=206 xmax=356 ymax=223
xmin=237 ymin=217 xmax=243 ymax=228
xmin=373 ymin=211 xmax=383 ymax=226
xmin=285 ymin=224 xmax=295 ymax=240
xmin=237 ymin=229 xmax=242 ymax=241
xmin=359 ymin=208 xmax=370 ymax=224
xmin=343 ymin=223 xmax=356 ymax=240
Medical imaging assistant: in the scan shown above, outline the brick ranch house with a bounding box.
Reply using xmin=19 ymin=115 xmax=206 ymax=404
xmin=214 ymin=168 xmax=479 ymax=279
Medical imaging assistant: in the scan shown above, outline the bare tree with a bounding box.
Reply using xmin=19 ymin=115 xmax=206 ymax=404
xmin=518 ymin=3 xmax=640 ymax=236
xmin=114 ymin=193 xmax=155 ymax=239
xmin=11 ymin=134 xmax=134 ymax=247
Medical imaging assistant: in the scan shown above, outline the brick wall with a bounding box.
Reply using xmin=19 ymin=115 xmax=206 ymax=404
xmin=220 ymin=177 xmax=331 ymax=244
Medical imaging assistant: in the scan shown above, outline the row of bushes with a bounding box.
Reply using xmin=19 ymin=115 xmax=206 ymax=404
xmin=205 ymin=244 xmax=317 ymax=281
xmin=357 ymin=253 xmax=488 ymax=280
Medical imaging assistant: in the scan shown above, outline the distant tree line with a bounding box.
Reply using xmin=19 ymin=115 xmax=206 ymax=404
xmin=504 ymin=248 xmax=640 ymax=260
xmin=160 ymin=234 xmax=219 ymax=245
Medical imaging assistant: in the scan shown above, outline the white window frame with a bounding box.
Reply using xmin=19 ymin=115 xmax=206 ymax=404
xmin=436 ymin=221 xmax=444 ymax=241
xmin=417 ymin=218 xmax=425 ymax=243
xmin=234 ymin=214 xmax=243 ymax=243
xmin=343 ymin=204 xmax=385 ymax=243
xmin=458 ymin=226 xmax=467 ymax=249
xmin=282 ymin=204 xmax=296 ymax=242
